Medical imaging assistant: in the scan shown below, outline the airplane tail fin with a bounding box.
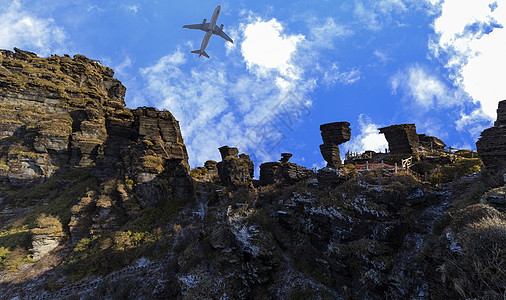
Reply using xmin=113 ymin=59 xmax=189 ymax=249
xmin=191 ymin=50 xmax=210 ymax=59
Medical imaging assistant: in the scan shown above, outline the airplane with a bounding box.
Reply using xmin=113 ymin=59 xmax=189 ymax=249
xmin=183 ymin=5 xmax=233 ymax=58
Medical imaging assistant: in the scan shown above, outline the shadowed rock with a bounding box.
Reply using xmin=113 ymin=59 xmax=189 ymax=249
xmin=319 ymin=122 xmax=351 ymax=168
xmin=320 ymin=122 xmax=351 ymax=145
xmin=280 ymin=153 xmax=292 ymax=163
xmin=219 ymin=146 xmax=239 ymax=160
xmin=379 ymin=124 xmax=419 ymax=154
xmin=217 ymin=146 xmax=253 ymax=188
xmin=260 ymin=154 xmax=311 ymax=185
xmin=477 ymin=100 xmax=506 ymax=182
xmin=418 ymin=134 xmax=446 ymax=150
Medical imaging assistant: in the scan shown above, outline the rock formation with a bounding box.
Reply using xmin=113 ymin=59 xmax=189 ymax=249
xmin=0 ymin=49 xmax=193 ymax=258
xmin=31 ymin=214 xmax=64 ymax=261
xmin=319 ymin=122 xmax=351 ymax=168
xmin=1 ymin=49 xmax=504 ymax=300
xmin=217 ymin=146 xmax=253 ymax=188
xmin=0 ymin=48 xmax=192 ymax=201
xmin=259 ymin=153 xmax=311 ymax=185
xmin=379 ymin=124 xmax=419 ymax=154
xmin=203 ymin=160 xmax=219 ymax=181
xmin=280 ymin=153 xmax=292 ymax=163
xmin=418 ymin=134 xmax=446 ymax=150
xmin=476 ymin=99 xmax=506 ymax=180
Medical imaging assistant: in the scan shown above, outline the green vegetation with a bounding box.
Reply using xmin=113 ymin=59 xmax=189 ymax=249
xmin=1 ymin=246 xmax=32 ymax=272
xmin=141 ymin=155 xmax=164 ymax=173
xmin=0 ymin=160 xmax=9 ymax=172
xmin=37 ymin=114 xmax=73 ymax=136
xmin=454 ymin=150 xmax=479 ymax=159
xmin=0 ymin=225 xmax=30 ymax=251
xmin=112 ymin=230 xmax=161 ymax=251
xmin=63 ymin=193 xmax=185 ymax=281
xmin=0 ymin=247 xmax=10 ymax=266
xmin=73 ymin=238 xmax=91 ymax=252
xmin=340 ymin=163 xmax=358 ymax=177
xmin=430 ymin=158 xmax=482 ymax=185
xmin=190 ymin=167 xmax=208 ymax=178
xmin=0 ymin=168 xmax=96 ymax=272
xmin=31 ymin=214 xmax=64 ymax=236
xmin=121 ymin=197 xmax=186 ymax=233
xmin=0 ymin=52 xmax=124 ymax=113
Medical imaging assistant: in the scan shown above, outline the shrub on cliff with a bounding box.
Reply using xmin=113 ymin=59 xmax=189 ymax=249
xmin=31 ymin=214 xmax=64 ymax=236
xmin=435 ymin=204 xmax=506 ymax=299
xmin=430 ymin=158 xmax=482 ymax=184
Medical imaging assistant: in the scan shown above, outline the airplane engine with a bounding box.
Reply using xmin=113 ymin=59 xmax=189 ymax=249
xmin=202 ymin=18 xmax=207 ymax=24
xmin=220 ymin=24 xmax=224 ymax=30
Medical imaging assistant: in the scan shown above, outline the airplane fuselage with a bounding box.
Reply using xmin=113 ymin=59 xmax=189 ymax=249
xmin=183 ymin=5 xmax=232 ymax=58
xmin=200 ymin=6 xmax=221 ymax=53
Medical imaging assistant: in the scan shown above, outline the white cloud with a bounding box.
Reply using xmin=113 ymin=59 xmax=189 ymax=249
xmin=307 ymin=17 xmax=353 ymax=48
xmin=0 ymin=0 xmax=66 ymax=56
xmin=126 ymin=5 xmax=139 ymax=13
xmin=322 ymin=64 xmax=360 ymax=86
xmin=139 ymin=14 xmax=365 ymax=168
xmin=354 ymin=1 xmax=381 ymax=31
xmin=390 ymin=64 xmax=456 ymax=110
xmin=455 ymin=109 xmax=491 ymax=139
xmin=373 ymin=50 xmax=390 ymax=63
xmin=344 ymin=115 xmax=388 ymax=154
xmin=140 ymin=18 xmax=316 ymax=168
xmin=241 ymin=19 xmax=304 ymax=79
xmin=114 ymin=56 xmax=133 ymax=77
xmin=377 ymin=0 xmax=407 ymax=13
xmin=429 ymin=0 xmax=506 ymax=120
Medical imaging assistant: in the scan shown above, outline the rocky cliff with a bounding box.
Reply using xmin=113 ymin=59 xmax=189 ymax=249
xmin=0 ymin=50 xmax=504 ymax=300
xmin=0 ymin=48 xmax=192 ymax=200
xmin=477 ymin=99 xmax=506 ymax=184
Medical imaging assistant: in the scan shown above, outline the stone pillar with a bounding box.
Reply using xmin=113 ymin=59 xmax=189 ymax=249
xmin=217 ymin=146 xmax=253 ymax=188
xmin=379 ymin=124 xmax=419 ymax=154
xmin=218 ymin=146 xmax=239 ymax=159
xmin=280 ymin=153 xmax=292 ymax=163
xmin=477 ymin=100 xmax=506 ymax=180
xmin=319 ymin=122 xmax=351 ymax=168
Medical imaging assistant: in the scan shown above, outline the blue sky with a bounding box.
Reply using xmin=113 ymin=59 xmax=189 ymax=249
xmin=0 ymin=0 xmax=505 ymax=171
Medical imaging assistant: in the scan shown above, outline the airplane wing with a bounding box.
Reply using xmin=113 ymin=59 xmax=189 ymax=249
xmin=213 ymin=25 xmax=233 ymax=43
xmin=183 ymin=24 xmax=207 ymax=31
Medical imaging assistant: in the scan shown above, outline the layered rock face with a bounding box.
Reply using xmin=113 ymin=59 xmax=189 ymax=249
xmin=379 ymin=124 xmax=419 ymax=154
xmin=0 ymin=48 xmax=192 ymax=203
xmin=319 ymin=122 xmax=351 ymax=168
xmin=259 ymin=153 xmax=311 ymax=185
xmin=476 ymin=100 xmax=506 ymax=178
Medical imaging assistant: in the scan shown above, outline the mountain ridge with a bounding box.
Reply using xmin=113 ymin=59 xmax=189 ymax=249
xmin=0 ymin=49 xmax=504 ymax=299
